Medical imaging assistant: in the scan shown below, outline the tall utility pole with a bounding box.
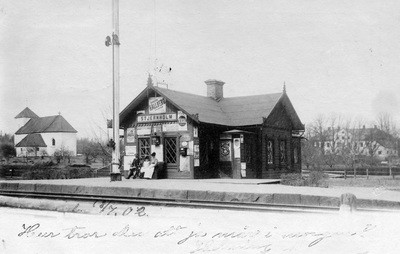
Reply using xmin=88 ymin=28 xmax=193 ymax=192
xmin=106 ymin=0 xmax=121 ymax=181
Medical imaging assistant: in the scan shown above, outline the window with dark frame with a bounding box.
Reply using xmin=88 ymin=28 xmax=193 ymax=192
xmin=279 ymin=140 xmax=286 ymax=164
xmin=293 ymin=143 xmax=298 ymax=164
xmin=267 ymin=139 xmax=274 ymax=165
xmin=164 ymin=137 xmax=178 ymax=164
xmin=139 ymin=138 xmax=151 ymax=159
xmin=245 ymin=143 xmax=252 ymax=164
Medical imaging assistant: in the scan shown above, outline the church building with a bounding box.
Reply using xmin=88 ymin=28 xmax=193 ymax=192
xmin=14 ymin=107 xmax=77 ymax=157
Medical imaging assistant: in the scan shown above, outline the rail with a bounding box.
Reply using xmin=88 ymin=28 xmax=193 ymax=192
xmin=0 ymin=189 xmax=337 ymax=214
xmin=0 ymin=189 xmax=394 ymax=214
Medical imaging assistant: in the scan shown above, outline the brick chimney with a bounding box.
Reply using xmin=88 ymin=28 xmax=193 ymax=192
xmin=205 ymin=79 xmax=225 ymax=100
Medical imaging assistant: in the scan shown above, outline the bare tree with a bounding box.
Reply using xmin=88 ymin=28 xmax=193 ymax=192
xmin=374 ymin=112 xmax=400 ymax=176
xmin=54 ymin=145 xmax=73 ymax=164
xmin=301 ymin=130 xmax=322 ymax=169
xmin=323 ymin=113 xmax=344 ymax=168
xmin=376 ymin=112 xmax=397 ymax=135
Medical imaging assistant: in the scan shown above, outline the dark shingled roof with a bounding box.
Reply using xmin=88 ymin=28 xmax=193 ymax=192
xmin=154 ymin=87 xmax=283 ymax=126
xmin=15 ymin=107 xmax=39 ymax=119
xmin=15 ymin=115 xmax=77 ymax=134
xmin=120 ymin=85 xmax=303 ymax=129
xmin=219 ymin=93 xmax=282 ymax=126
xmin=15 ymin=133 xmax=47 ymax=147
xmin=153 ymin=87 xmax=230 ymax=125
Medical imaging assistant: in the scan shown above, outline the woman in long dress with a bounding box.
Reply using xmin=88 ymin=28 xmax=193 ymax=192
xmin=140 ymin=156 xmax=155 ymax=179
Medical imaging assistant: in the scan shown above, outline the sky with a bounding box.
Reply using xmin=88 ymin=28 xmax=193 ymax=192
xmin=1 ymin=0 xmax=400 ymax=138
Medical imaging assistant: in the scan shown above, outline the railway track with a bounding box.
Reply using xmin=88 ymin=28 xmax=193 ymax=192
xmin=0 ymin=189 xmax=343 ymax=214
xmin=1 ymin=189 xmax=394 ymax=214
xmin=2 ymin=188 xmax=398 ymax=214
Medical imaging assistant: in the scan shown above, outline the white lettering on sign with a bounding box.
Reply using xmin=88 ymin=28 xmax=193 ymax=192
xmin=138 ymin=114 xmax=177 ymax=123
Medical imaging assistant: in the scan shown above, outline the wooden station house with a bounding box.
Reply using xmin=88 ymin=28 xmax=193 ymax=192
xmin=119 ymin=78 xmax=304 ymax=179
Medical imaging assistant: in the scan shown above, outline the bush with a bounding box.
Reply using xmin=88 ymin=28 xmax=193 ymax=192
xmin=281 ymin=171 xmax=329 ymax=188
xmin=305 ymin=170 xmax=329 ymax=187
xmin=0 ymin=144 xmax=16 ymax=161
xmin=280 ymin=173 xmax=306 ymax=186
xmin=22 ymin=162 xmax=94 ymax=180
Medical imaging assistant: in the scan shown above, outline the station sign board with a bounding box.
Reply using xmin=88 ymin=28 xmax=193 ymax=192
xmin=138 ymin=113 xmax=177 ymax=123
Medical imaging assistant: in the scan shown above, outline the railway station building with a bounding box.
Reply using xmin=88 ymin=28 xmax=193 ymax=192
xmin=119 ymin=78 xmax=304 ymax=179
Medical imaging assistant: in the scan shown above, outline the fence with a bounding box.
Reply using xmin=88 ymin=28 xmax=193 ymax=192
xmin=302 ymin=166 xmax=400 ymax=179
xmin=0 ymin=163 xmax=111 ymax=180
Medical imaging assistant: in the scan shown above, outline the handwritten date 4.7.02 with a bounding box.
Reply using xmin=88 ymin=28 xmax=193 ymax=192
xmin=71 ymin=201 xmax=147 ymax=217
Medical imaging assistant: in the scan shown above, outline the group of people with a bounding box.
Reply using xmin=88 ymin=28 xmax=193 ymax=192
xmin=126 ymin=152 xmax=158 ymax=179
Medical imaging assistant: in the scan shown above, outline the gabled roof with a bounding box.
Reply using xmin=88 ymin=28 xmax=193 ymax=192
xmin=220 ymin=93 xmax=282 ymax=126
xmin=15 ymin=107 xmax=39 ymax=119
xmin=120 ymin=85 xmax=304 ymax=129
xmin=15 ymin=115 xmax=77 ymax=134
xmin=15 ymin=133 xmax=47 ymax=147
xmin=153 ymin=87 xmax=230 ymax=125
xmin=353 ymin=128 xmax=397 ymax=149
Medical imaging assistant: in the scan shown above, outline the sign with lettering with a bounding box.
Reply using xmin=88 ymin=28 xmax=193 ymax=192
xmin=149 ymin=97 xmax=166 ymax=114
xmin=162 ymin=123 xmax=179 ymax=132
xmin=219 ymin=140 xmax=232 ymax=161
xmin=125 ymin=146 xmax=136 ymax=155
xmin=177 ymin=111 xmax=187 ymax=131
xmin=126 ymin=128 xmax=135 ymax=143
xmin=137 ymin=126 xmax=151 ymax=135
xmin=138 ymin=114 xmax=177 ymax=123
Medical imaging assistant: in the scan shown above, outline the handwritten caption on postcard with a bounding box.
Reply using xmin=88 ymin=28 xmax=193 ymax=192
xmin=17 ymin=221 xmax=376 ymax=254
xmin=11 ymin=200 xmax=380 ymax=253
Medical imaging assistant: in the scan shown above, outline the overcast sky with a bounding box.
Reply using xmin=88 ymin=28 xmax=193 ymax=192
xmin=1 ymin=0 xmax=400 ymax=138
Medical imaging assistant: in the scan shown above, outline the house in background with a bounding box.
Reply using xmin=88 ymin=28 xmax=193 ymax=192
xmin=313 ymin=126 xmax=399 ymax=162
xmin=14 ymin=107 xmax=77 ymax=157
xmin=119 ymin=78 xmax=304 ymax=179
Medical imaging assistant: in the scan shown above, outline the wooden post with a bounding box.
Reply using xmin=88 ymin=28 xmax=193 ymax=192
xmin=344 ymin=168 xmax=347 ymax=179
xmin=340 ymin=193 xmax=357 ymax=213
xmin=366 ymin=168 xmax=369 ymax=180
xmin=110 ymin=0 xmax=121 ymax=181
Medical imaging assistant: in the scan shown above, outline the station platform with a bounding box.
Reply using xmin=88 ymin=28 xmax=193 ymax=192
xmin=1 ymin=177 xmax=400 ymax=210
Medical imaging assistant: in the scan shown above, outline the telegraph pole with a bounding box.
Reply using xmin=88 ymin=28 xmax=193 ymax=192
xmin=106 ymin=0 xmax=121 ymax=181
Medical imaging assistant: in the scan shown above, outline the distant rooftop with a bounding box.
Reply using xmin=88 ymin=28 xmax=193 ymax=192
xmin=15 ymin=115 xmax=77 ymax=134
xmin=15 ymin=133 xmax=47 ymax=147
xmin=15 ymin=107 xmax=39 ymax=119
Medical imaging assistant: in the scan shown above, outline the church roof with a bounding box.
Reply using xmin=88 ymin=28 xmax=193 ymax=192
xmin=15 ymin=133 xmax=47 ymax=147
xmin=15 ymin=115 xmax=77 ymax=134
xmin=15 ymin=107 xmax=39 ymax=119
